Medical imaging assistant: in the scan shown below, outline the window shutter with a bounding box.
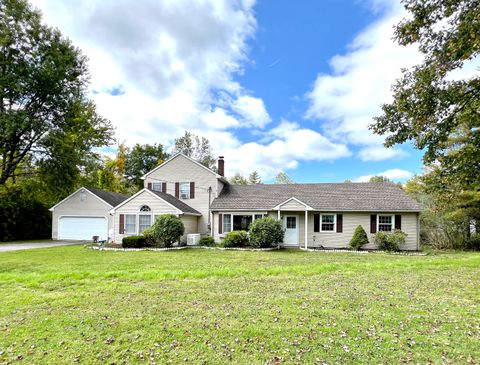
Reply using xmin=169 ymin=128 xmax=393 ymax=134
xmin=175 ymin=182 xmax=180 ymax=198
xmin=395 ymin=214 xmax=402 ymax=230
xmin=336 ymin=214 xmax=343 ymax=233
xmin=162 ymin=182 xmax=167 ymax=193
xmin=190 ymin=182 xmax=195 ymax=199
xmin=314 ymin=214 xmax=320 ymax=232
xmin=119 ymin=214 xmax=125 ymax=234
xmin=147 ymin=182 xmax=152 ymax=190
xmin=218 ymin=214 xmax=223 ymax=234
xmin=370 ymin=214 xmax=377 ymax=233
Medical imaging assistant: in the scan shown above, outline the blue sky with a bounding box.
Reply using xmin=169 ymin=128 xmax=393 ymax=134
xmin=33 ymin=0 xmax=425 ymax=183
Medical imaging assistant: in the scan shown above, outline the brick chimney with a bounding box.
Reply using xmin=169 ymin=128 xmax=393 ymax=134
xmin=218 ymin=156 xmax=225 ymax=177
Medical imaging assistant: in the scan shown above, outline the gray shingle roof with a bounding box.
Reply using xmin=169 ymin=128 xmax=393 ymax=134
xmin=149 ymin=190 xmax=201 ymax=215
xmin=85 ymin=187 xmax=130 ymax=207
xmin=210 ymin=183 xmax=422 ymax=212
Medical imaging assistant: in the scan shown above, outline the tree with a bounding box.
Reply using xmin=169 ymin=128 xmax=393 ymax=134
xmin=124 ymin=143 xmax=168 ymax=189
xmin=349 ymin=225 xmax=369 ymax=250
xmin=274 ymin=171 xmax=294 ymax=184
xmin=151 ymin=214 xmax=185 ymax=247
xmin=0 ymin=0 xmax=113 ymax=188
xmin=370 ymin=0 xmax=480 ymax=190
xmin=172 ymin=131 xmax=216 ymax=169
xmin=369 ymin=176 xmax=392 ymax=183
xmin=248 ymin=171 xmax=262 ymax=185
xmin=230 ymin=173 xmax=248 ymax=185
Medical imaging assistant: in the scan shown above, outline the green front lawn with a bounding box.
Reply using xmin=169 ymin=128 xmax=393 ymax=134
xmin=0 ymin=248 xmax=479 ymax=364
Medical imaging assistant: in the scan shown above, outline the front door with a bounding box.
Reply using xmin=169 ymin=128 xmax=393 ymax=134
xmin=283 ymin=215 xmax=299 ymax=246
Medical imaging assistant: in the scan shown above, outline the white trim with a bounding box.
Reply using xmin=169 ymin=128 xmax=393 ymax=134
xmin=109 ymin=188 xmax=182 ymax=215
xmin=377 ymin=214 xmax=395 ymax=232
xmin=320 ymin=213 xmax=337 ymax=232
xmin=212 ymin=208 xmax=421 ymax=213
xmin=273 ymin=197 xmax=314 ymax=211
xmin=304 ymin=210 xmax=308 ymax=249
xmin=141 ymin=153 xmax=222 ymax=180
xmin=50 ymin=187 xmax=113 ymax=211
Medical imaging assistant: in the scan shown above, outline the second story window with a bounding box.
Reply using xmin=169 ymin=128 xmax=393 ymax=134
xmin=152 ymin=182 xmax=162 ymax=192
xmin=180 ymin=182 xmax=190 ymax=199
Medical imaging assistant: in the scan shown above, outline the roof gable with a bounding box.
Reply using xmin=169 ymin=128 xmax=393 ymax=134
xmin=142 ymin=153 xmax=222 ymax=180
xmin=49 ymin=187 xmax=129 ymax=211
xmin=111 ymin=188 xmax=201 ymax=215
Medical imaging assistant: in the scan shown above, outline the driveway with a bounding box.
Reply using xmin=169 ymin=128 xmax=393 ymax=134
xmin=0 ymin=241 xmax=86 ymax=252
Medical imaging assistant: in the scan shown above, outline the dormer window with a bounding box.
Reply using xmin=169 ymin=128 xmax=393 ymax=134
xmin=140 ymin=205 xmax=151 ymax=212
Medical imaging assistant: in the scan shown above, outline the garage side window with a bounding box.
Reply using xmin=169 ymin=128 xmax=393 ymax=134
xmin=125 ymin=214 xmax=136 ymax=234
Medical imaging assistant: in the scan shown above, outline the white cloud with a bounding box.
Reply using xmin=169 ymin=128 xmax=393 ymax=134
xmin=354 ymin=168 xmax=413 ymax=182
xmin=216 ymin=121 xmax=351 ymax=179
xmin=305 ymin=0 xmax=421 ymax=160
xmin=232 ymin=95 xmax=271 ymax=128
xmin=31 ymin=0 xmax=266 ymax=145
xmin=358 ymin=145 xmax=408 ymax=161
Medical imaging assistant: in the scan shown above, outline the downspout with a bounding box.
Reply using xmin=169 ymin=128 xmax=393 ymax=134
xmin=208 ymin=186 xmax=212 ymax=234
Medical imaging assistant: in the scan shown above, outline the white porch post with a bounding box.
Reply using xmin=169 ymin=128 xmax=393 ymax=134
xmin=277 ymin=209 xmax=280 ymax=220
xmin=304 ymin=209 xmax=308 ymax=249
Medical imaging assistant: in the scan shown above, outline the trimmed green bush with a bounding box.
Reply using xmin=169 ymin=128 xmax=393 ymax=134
xmin=222 ymin=230 xmax=249 ymax=247
xmin=151 ymin=214 xmax=185 ymax=247
xmin=142 ymin=227 xmax=156 ymax=246
xmin=373 ymin=230 xmax=407 ymax=251
xmin=122 ymin=235 xmax=147 ymax=248
xmin=349 ymin=225 xmax=369 ymax=250
xmin=199 ymin=236 xmax=216 ymax=246
xmin=249 ymin=217 xmax=284 ymax=248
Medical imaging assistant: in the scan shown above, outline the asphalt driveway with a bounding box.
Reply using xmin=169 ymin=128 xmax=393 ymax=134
xmin=0 ymin=241 xmax=86 ymax=252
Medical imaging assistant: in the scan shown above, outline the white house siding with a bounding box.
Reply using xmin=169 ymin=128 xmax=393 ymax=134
xmin=212 ymin=211 xmax=419 ymax=250
xmin=308 ymin=212 xmax=419 ymax=251
xmin=180 ymin=215 xmax=199 ymax=243
xmin=51 ymin=188 xmax=112 ymax=240
xmin=144 ymin=155 xmax=221 ymax=236
xmin=279 ymin=199 xmax=308 ymax=211
xmin=113 ymin=190 xmax=178 ymax=243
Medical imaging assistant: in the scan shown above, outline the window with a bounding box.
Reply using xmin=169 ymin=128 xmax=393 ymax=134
xmin=223 ymin=214 xmax=232 ymax=233
xmin=140 ymin=205 xmax=151 ymax=212
xmin=180 ymin=182 xmax=190 ymax=199
xmin=254 ymin=214 xmax=264 ymax=220
xmin=321 ymin=214 xmax=335 ymax=232
xmin=378 ymin=215 xmax=393 ymax=232
xmin=139 ymin=215 xmax=152 ymax=234
xmin=233 ymin=215 xmax=253 ymax=230
xmin=152 ymin=182 xmax=162 ymax=192
xmin=125 ymin=214 xmax=136 ymax=234
xmin=286 ymin=216 xmax=296 ymax=229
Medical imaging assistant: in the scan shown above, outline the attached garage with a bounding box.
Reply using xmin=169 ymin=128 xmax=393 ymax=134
xmin=50 ymin=187 xmax=129 ymax=241
xmin=58 ymin=216 xmax=108 ymax=241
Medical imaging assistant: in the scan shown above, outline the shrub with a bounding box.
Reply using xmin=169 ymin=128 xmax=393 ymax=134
xmin=151 ymin=214 xmax=185 ymax=247
xmin=142 ymin=227 xmax=156 ymax=246
xmin=349 ymin=225 xmax=369 ymax=250
xmin=465 ymin=233 xmax=480 ymax=251
xmin=249 ymin=217 xmax=284 ymax=248
xmin=373 ymin=230 xmax=407 ymax=251
xmin=222 ymin=230 xmax=249 ymax=247
xmin=122 ymin=235 xmax=147 ymax=248
xmin=199 ymin=236 xmax=215 ymax=246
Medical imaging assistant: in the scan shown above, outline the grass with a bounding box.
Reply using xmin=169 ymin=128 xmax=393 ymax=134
xmin=0 ymin=247 xmax=479 ymax=364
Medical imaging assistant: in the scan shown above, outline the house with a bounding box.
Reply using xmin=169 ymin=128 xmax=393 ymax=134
xmin=50 ymin=153 xmax=422 ymax=249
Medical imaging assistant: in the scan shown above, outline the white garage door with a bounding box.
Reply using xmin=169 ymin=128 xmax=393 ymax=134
xmin=59 ymin=217 xmax=108 ymax=241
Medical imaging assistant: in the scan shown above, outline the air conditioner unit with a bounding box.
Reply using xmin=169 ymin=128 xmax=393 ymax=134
xmin=187 ymin=233 xmax=201 ymax=246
